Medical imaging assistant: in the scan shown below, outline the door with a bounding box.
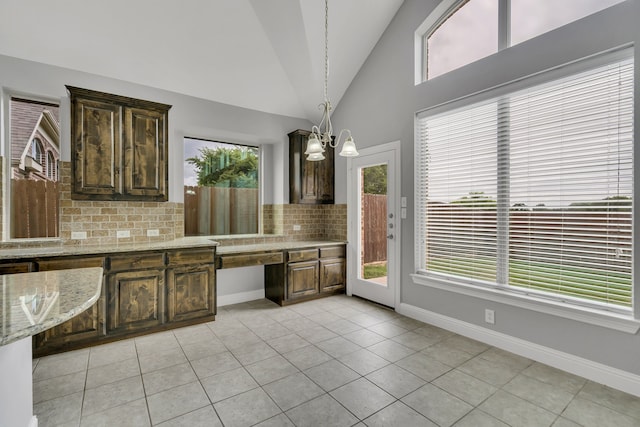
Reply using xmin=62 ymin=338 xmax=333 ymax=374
xmin=347 ymin=141 xmax=400 ymax=308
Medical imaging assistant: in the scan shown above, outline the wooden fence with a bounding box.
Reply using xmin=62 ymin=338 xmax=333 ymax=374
xmin=12 ymin=179 xmax=59 ymax=238
xmin=184 ymin=186 xmax=258 ymax=236
xmin=362 ymin=194 xmax=388 ymax=264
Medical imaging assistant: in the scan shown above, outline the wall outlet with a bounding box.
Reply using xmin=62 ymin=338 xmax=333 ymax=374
xmin=485 ymin=309 xmax=495 ymax=324
xmin=293 ymin=224 xmax=301 ymax=231
xmin=116 ymin=230 xmax=130 ymax=238
xmin=147 ymin=229 xmax=160 ymax=237
xmin=71 ymin=231 xmax=87 ymax=240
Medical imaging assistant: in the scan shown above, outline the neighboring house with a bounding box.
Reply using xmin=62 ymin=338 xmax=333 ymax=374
xmin=10 ymin=98 xmax=60 ymax=181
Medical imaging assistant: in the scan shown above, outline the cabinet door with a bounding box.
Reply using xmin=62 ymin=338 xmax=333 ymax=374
xmin=289 ymin=129 xmax=335 ymax=204
xmin=287 ymin=260 xmax=319 ymax=299
xmin=320 ymin=258 xmax=346 ymax=292
xmin=167 ymin=264 xmax=215 ymax=322
xmin=71 ymin=97 xmax=122 ymax=198
xmin=33 ymin=257 xmax=106 ymax=355
xmin=107 ymin=269 xmax=164 ymax=333
xmin=123 ymin=107 xmax=168 ymax=200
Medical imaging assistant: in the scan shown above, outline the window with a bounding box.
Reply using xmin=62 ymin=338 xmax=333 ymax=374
xmin=8 ymin=97 xmax=61 ymax=239
xmin=415 ymin=51 xmax=633 ymax=312
xmin=31 ymin=138 xmax=43 ymax=164
xmin=183 ymin=137 xmax=259 ymax=236
xmin=419 ymin=0 xmax=625 ymax=81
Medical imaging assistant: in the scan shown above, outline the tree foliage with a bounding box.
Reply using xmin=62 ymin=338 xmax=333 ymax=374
xmin=187 ymin=147 xmax=258 ymax=188
xmin=363 ymin=165 xmax=387 ymax=195
xmin=451 ymin=191 xmax=496 ymax=208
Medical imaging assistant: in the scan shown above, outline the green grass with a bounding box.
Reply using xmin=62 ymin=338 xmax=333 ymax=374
xmin=364 ymin=263 xmax=387 ymax=279
xmin=428 ymin=257 xmax=632 ymax=307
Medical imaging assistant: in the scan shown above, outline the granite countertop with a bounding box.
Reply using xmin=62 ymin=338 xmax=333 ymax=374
xmin=0 ymin=236 xmax=219 ymax=261
xmin=216 ymin=240 xmax=346 ymax=255
xmin=0 ymin=267 xmax=103 ymax=346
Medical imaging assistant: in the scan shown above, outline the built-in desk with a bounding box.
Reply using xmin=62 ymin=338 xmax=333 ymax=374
xmin=216 ymin=241 xmax=346 ymax=306
xmin=0 ymin=268 xmax=103 ymax=427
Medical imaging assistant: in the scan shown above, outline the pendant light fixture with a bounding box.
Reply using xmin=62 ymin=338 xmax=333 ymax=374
xmin=304 ymin=0 xmax=359 ymax=161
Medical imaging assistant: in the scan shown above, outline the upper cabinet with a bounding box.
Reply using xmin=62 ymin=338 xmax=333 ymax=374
xmin=288 ymin=129 xmax=334 ymax=204
xmin=67 ymin=86 xmax=171 ymax=201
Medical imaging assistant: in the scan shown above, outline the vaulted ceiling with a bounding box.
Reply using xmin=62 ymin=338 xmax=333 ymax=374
xmin=0 ymin=0 xmax=404 ymax=121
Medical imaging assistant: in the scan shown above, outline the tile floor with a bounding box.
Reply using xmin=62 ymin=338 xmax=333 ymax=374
xmin=32 ymin=295 xmax=640 ymax=427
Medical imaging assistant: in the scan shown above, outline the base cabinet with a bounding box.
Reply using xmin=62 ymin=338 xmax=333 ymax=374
xmin=265 ymin=244 xmax=346 ymax=306
xmin=107 ymin=269 xmax=164 ymax=333
xmin=33 ymin=257 xmax=105 ymax=354
xmin=21 ymin=247 xmax=216 ymax=357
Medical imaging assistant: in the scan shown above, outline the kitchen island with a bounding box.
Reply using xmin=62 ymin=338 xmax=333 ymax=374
xmin=0 ymin=267 xmax=103 ymax=427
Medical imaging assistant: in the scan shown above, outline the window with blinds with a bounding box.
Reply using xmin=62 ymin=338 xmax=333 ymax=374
xmin=416 ymin=52 xmax=634 ymax=311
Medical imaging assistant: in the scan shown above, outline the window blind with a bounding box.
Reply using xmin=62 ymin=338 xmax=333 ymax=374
xmin=416 ymin=53 xmax=634 ymax=310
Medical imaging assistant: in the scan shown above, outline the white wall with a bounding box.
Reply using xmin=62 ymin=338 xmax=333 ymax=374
xmin=332 ymin=0 xmax=640 ymax=376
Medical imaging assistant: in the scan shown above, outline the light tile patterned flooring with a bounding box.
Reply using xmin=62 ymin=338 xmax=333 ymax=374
xmin=32 ymin=295 xmax=640 ymax=427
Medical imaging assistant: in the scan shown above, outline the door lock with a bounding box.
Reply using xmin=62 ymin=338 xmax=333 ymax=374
xmin=387 ymin=234 xmax=394 ymax=239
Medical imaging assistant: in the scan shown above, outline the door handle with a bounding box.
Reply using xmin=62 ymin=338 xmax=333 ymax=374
xmin=387 ymin=234 xmax=394 ymax=239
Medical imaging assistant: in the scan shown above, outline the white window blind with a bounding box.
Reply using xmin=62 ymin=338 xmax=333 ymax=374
xmin=416 ymin=53 xmax=634 ymax=310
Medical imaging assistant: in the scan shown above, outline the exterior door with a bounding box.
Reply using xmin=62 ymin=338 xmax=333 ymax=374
xmin=347 ymin=141 xmax=400 ymax=308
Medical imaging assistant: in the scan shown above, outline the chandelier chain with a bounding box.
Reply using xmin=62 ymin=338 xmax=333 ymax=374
xmin=324 ymin=0 xmax=329 ymax=103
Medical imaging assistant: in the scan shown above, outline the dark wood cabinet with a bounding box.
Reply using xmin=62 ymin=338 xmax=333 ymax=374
xmin=289 ymin=129 xmax=334 ymax=204
xmin=33 ymin=257 xmax=105 ymax=353
xmin=67 ymin=86 xmax=170 ymax=201
xmin=167 ymin=250 xmax=216 ymax=322
xmin=287 ymin=260 xmax=319 ymax=299
xmin=107 ymin=268 xmax=165 ymax=333
xmin=264 ymin=244 xmax=346 ymax=306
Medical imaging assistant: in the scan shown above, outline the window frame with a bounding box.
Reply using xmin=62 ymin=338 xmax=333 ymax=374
xmin=413 ymin=48 xmax=640 ymax=333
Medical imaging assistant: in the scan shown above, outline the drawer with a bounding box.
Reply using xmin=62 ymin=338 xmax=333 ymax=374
xmin=320 ymin=246 xmax=345 ymax=259
xmin=218 ymin=251 xmax=284 ymax=269
xmin=0 ymin=262 xmax=33 ymax=275
xmin=37 ymin=256 xmax=105 ymax=271
xmin=167 ymin=250 xmax=215 ymax=267
xmin=109 ymin=253 xmax=165 ymax=272
xmin=288 ymin=249 xmax=319 ymax=262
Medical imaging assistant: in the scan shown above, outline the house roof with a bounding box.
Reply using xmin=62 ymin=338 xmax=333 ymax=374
xmin=0 ymin=0 xmax=404 ymax=121
xmin=10 ymin=99 xmax=60 ymax=162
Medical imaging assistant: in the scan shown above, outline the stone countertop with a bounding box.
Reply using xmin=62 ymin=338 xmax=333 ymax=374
xmin=0 ymin=237 xmax=219 ymax=261
xmin=215 ymin=240 xmax=346 ymax=255
xmin=0 ymin=267 xmax=103 ymax=346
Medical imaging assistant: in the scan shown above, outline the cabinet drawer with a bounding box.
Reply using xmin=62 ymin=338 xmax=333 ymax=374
xmin=0 ymin=262 xmax=33 ymax=275
xmin=38 ymin=256 xmax=105 ymax=271
xmin=167 ymin=250 xmax=214 ymax=267
xmin=218 ymin=252 xmax=284 ymax=269
xmin=109 ymin=253 xmax=165 ymax=272
xmin=288 ymin=249 xmax=319 ymax=262
xmin=320 ymin=246 xmax=345 ymax=259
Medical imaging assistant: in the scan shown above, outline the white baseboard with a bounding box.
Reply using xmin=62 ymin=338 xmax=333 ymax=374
xmin=398 ymin=302 xmax=640 ymax=398
xmin=218 ymin=289 xmax=265 ymax=307
xmin=28 ymin=415 xmax=38 ymax=427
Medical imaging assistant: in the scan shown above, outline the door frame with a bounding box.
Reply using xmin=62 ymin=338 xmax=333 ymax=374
xmin=346 ymin=140 xmax=401 ymax=309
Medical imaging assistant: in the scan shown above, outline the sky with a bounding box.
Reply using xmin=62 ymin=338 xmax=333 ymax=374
xmin=427 ymin=0 xmax=625 ymax=79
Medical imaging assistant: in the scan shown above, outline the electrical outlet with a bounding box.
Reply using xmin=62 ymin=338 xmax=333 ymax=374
xmin=71 ymin=231 xmax=87 ymax=240
xmin=116 ymin=230 xmax=130 ymax=238
xmin=147 ymin=229 xmax=160 ymax=237
xmin=293 ymin=224 xmax=301 ymax=231
xmin=485 ymin=309 xmax=495 ymax=324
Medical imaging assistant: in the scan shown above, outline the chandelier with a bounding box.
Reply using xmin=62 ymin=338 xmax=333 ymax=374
xmin=304 ymin=0 xmax=359 ymax=161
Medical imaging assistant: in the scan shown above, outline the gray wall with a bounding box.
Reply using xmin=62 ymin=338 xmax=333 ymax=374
xmin=332 ymin=0 xmax=640 ymax=375
xmin=0 ymin=54 xmax=312 ymax=205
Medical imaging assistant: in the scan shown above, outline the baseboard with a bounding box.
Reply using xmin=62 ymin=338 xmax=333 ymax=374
xmin=218 ymin=289 xmax=265 ymax=307
xmin=398 ymin=302 xmax=640 ymax=398
xmin=28 ymin=416 xmax=38 ymax=427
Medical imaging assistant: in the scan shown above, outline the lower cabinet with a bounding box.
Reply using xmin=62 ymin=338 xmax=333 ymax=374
xmin=107 ymin=268 xmax=165 ymax=333
xmin=33 ymin=256 xmax=105 ymax=355
xmin=28 ymin=247 xmax=216 ymax=357
xmin=265 ymin=244 xmax=346 ymax=306
xmin=167 ymin=250 xmax=216 ymax=322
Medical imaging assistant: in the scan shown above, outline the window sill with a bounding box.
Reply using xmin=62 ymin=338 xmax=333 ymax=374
xmin=411 ymin=273 xmax=640 ymax=334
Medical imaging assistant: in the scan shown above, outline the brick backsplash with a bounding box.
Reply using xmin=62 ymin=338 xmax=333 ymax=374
xmin=2 ymin=159 xmax=347 ymax=248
